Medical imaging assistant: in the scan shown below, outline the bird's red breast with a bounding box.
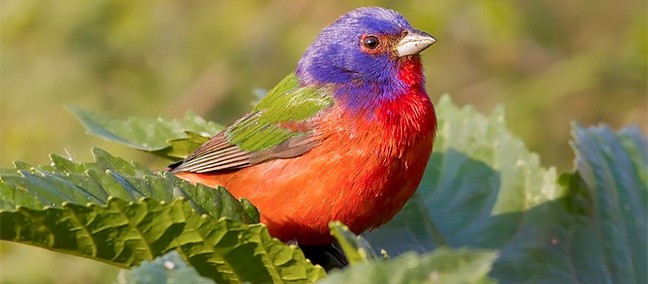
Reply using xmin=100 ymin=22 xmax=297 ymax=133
xmin=175 ymin=57 xmax=436 ymax=245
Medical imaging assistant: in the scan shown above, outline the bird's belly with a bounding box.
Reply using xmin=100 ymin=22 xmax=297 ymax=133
xmin=176 ymin=127 xmax=434 ymax=245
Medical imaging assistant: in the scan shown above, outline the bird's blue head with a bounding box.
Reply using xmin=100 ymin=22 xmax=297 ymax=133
xmin=296 ymin=7 xmax=435 ymax=110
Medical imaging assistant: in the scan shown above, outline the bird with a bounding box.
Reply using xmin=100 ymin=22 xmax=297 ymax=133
xmin=169 ymin=6 xmax=437 ymax=246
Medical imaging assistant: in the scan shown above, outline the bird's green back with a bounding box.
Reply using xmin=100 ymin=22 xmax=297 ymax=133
xmin=228 ymin=72 xmax=334 ymax=152
xmin=170 ymin=72 xmax=335 ymax=173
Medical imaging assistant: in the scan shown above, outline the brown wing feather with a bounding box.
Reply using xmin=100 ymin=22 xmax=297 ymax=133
xmin=168 ymin=133 xmax=251 ymax=173
xmin=168 ymin=115 xmax=323 ymax=174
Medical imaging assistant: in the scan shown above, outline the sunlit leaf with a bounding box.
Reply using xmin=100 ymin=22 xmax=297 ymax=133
xmin=0 ymin=149 xmax=325 ymax=283
xmin=71 ymin=108 xmax=220 ymax=159
xmin=319 ymin=248 xmax=497 ymax=284
xmin=328 ymin=221 xmax=377 ymax=264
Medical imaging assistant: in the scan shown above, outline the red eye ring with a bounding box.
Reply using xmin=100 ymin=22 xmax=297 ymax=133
xmin=361 ymin=35 xmax=380 ymax=49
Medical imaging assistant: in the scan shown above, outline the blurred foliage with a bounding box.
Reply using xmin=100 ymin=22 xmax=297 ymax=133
xmin=0 ymin=0 xmax=646 ymax=283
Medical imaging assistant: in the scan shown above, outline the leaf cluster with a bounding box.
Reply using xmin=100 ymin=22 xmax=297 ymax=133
xmin=1 ymin=96 xmax=645 ymax=283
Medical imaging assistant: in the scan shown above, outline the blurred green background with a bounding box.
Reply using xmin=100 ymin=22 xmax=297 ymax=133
xmin=1 ymin=0 xmax=646 ymax=283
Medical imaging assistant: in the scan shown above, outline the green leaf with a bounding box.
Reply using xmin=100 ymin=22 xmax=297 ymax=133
xmin=0 ymin=148 xmax=257 ymax=223
xmin=70 ymin=108 xmax=221 ymax=159
xmin=9 ymin=96 xmax=645 ymax=283
xmin=564 ymin=124 xmax=647 ymax=283
xmin=318 ymin=248 xmax=497 ymax=284
xmin=116 ymin=251 xmax=215 ymax=284
xmin=1 ymin=199 xmax=325 ymax=283
xmin=363 ymin=193 xmax=445 ymax=254
xmin=367 ymin=95 xmax=562 ymax=253
xmin=0 ymin=149 xmax=325 ymax=283
xmin=366 ymin=96 xmax=647 ymax=283
xmin=70 ymin=73 xmax=335 ymax=158
xmin=328 ymin=221 xmax=378 ymax=264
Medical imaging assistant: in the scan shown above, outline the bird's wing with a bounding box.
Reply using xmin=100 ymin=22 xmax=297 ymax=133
xmin=169 ymin=73 xmax=334 ymax=173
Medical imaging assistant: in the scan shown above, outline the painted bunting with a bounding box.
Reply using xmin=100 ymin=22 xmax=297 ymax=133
xmin=170 ymin=7 xmax=437 ymax=245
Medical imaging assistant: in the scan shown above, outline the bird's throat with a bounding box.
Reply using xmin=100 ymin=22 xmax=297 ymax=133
xmin=333 ymin=55 xmax=426 ymax=114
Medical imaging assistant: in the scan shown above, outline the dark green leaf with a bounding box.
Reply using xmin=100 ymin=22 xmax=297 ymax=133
xmin=367 ymin=96 xmax=647 ymax=283
xmin=364 ymin=193 xmax=445 ymax=254
xmin=563 ymin=124 xmax=647 ymax=283
xmin=367 ymin=95 xmax=561 ymax=254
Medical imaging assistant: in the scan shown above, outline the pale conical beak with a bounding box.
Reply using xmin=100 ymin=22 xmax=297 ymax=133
xmin=394 ymin=30 xmax=436 ymax=57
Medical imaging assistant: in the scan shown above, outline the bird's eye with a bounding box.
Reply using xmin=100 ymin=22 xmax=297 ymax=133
xmin=362 ymin=35 xmax=380 ymax=50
